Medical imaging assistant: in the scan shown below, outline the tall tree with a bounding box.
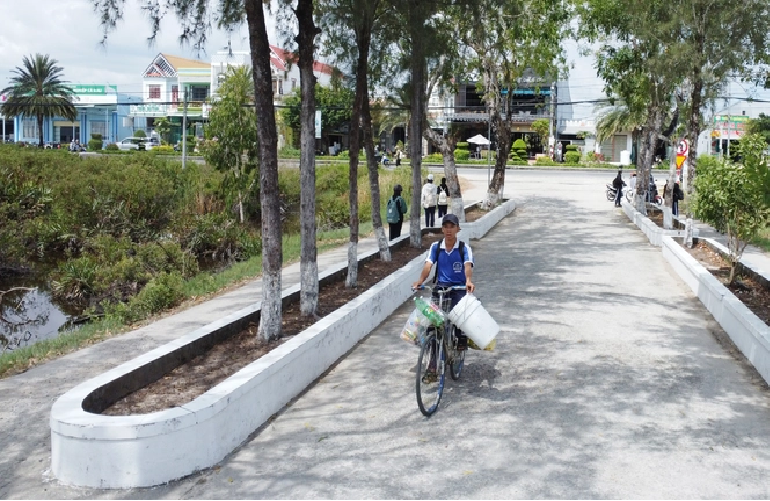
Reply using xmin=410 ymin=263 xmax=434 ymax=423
xmin=580 ymin=0 xmax=683 ymax=213
xmin=245 ymin=0 xmax=283 ymax=340
xmin=203 ymin=65 xmax=258 ymax=224
xmin=93 ymin=0 xmax=283 ymax=340
xmin=460 ymin=0 xmax=570 ymax=206
xmin=294 ymin=0 xmax=321 ymax=316
xmin=317 ymin=0 xmax=393 ymax=287
xmin=1 ymin=54 xmax=76 ymax=148
xmin=676 ymin=0 xmax=770 ymax=196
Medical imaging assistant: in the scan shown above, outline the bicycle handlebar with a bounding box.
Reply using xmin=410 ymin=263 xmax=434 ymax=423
xmin=412 ymin=285 xmax=468 ymax=292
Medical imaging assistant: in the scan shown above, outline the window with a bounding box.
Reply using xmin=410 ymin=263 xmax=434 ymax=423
xmin=172 ymin=86 xmax=179 ymax=104
xmin=278 ymin=80 xmax=283 ymax=95
xmin=23 ymin=118 xmax=37 ymax=138
xmin=148 ymin=85 xmax=161 ymax=99
xmin=191 ymin=86 xmax=208 ymax=100
xmin=91 ymin=121 xmax=107 ymax=139
xmin=292 ymin=78 xmax=297 ymax=90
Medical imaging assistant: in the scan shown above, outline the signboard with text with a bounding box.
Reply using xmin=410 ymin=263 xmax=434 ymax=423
xmin=713 ymin=115 xmax=749 ymax=141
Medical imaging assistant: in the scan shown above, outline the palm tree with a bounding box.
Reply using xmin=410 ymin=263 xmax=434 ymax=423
xmin=1 ymin=54 xmax=77 ymax=147
xmin=595 ymin=102 xmax=645 ymax=144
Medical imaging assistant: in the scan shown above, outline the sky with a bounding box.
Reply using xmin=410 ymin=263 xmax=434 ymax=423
xmin=0 ymin=0 xmax=267 ymax=98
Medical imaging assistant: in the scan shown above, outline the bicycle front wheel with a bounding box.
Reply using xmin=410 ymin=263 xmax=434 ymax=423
xmin=416 ymin=331 xmax=444 ymax=416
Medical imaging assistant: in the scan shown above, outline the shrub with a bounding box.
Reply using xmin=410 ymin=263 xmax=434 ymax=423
xmin=694 ymin=138 xmax=770 ymax=283
xmin=105 ymin=143 xmax=119 ymax=151
xmin=565 ymin=144 xmax=578 ymax=152
xmin=91 ymin=134 xmax=103 ymax=141
xmin=454 ymin=149 xmax=470 ymax=161
xmin=564 ymin=151 xmax=581 ymax=164
xmin=104 ymin=272 xmax=185 ymax=323
xmin=152 ymin=145 xmax=174 ymax=153
xmin=535 ymin=156 xmax=561 ymax=166
xmin=512 ymin=139 xmax=528 ymax=161
xmin=88 ymin=139 xmax=103 ymax=151
xmin=279 ymin=146 xmax=301 ymax=158
xmin=134 ymin=130 xmax=147 ymax=138
xmin=456 ymin=141 xmax=469 ymax=151
xmin=423 ymin=153 xmax=443 ymax=163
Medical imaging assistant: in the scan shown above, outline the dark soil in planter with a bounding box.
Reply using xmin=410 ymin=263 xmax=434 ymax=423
xmin=464 ymin=206 xmax=488 ymax=223
xmin=680 ymin=241 xmax=770 ymax=327
xmin=647 ymin=210 xmax=685 ymax=230
xmin=102 ymin=233 xmax=443 ymax=416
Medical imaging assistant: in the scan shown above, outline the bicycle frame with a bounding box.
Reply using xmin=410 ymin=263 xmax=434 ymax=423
xmin=413 ymin=285 xmax=466 ymax=357
xmin=413 ymin=284 xmax=467 ymax=416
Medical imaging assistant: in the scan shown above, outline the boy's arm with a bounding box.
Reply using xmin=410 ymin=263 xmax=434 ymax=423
xmin=413 ymin=261 xmax=434 ymax=288
xmin=464 ymin=262 xmax=475 ymax=293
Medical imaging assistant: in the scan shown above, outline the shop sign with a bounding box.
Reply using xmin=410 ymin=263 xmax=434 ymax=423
xmin=73 ymin=85 xmax=106 ymax=95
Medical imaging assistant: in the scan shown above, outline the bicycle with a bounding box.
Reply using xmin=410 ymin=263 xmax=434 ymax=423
xmin=411 ymin=284 xmax=467 ymax=417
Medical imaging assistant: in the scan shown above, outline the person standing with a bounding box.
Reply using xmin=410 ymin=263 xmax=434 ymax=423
xmin=421 ymin=174 xmax=438 ymax=227
xmin=672 ymin=182 xmax=683 ymax=216
xmin=436 ymin=177 xmax=449 ymax=218
xmin=395 ymin=149 xmax=402 ymax=167
xmin=612 ymin=170 xmax=625 ymax=207
xmin=386 ymin=184 xmax=408 ymax=240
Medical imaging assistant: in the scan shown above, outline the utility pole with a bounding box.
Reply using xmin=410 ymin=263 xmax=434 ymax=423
xmin=182 ymin=88 xmax=188 ymax=169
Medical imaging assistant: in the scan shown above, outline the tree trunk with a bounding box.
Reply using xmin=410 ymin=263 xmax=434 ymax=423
xmin=488 ymin=114 xmax=512 ymax=207
xmin=37 ymin=114 xmax=44 ymax=148
xmin=245 ymin=0 xmax=282 ymax=341
xmin=684 ymin=58 xmax=704 ymax=248
xmin=423 ymin=127 xmax=465 ymax=222
xmin=663 ymin=139 xmax=677 ymax=229
xmin=408 ymin=6 xmax=426 ymax=248
xmin=346 ymin=27 xmax=369 ymax=288
xmin=363 ymin=96 xmax=391 ymax=261
xmin=297 ymin=0 xmax=320 ymax=316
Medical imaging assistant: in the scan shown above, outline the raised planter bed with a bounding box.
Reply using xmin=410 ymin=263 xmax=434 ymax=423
xmin=622 ymin=202 xmax=770 ymax=388
xmin=620 ymin=200 xmax=698 ymax=246
xmin=50 ymin=199 xmax=516 ymax=489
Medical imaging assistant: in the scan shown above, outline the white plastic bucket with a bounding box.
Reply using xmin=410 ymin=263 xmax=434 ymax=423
xmin=447 ymin=295 xmax=499 ymax=350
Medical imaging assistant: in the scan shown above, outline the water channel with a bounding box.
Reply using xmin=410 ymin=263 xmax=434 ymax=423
xmin=0 ymin=270 xmax=78 ymax=353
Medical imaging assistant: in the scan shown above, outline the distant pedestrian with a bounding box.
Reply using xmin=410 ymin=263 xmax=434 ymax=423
xmin=672 ymin=182 xmax=683 ymax=216
xmin=612 ymin=170 xmax=625 ymax=207
xmin=437 ymin=177 xmax=449 ymax=218
xmin=422 ymin=174 xmax=437 ymax=227
xmin=386 ymin=184 xmax=408 ymax=240
xmin=395 ymin=149 xmax=402 ymax=167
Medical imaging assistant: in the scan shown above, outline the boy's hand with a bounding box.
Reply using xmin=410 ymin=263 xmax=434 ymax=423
xmin=466 ymin=281 xmax=475 ymax=293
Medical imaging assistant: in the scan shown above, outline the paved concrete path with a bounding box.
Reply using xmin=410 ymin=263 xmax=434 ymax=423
xmin=4 ymin=170 xmax=770 ymax=498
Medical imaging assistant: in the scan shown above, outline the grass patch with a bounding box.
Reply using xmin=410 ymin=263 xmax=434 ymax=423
xmin=0 ymin=222 xmax=378 ymax=378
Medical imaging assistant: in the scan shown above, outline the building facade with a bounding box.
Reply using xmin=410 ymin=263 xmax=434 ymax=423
xmin=2 ymin=84 xmax=135 ymax=147
xmin=129 ymin=47 xmax=335 ymax=146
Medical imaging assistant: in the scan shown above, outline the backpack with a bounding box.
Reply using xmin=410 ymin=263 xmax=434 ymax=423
xmin=430 ymin=238 xmax=467 ymax=283
xmin=386 ymin=196 xmax=402 ymax=223
xmin=437 ymin=187 xmax=448 ymax=205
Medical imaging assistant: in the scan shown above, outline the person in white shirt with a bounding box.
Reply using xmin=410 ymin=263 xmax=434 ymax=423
xmin=421 ymin=174 xmax=438 ymax=227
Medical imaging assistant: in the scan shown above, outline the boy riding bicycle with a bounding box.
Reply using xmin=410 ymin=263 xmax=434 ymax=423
xmin=412 ymin=213 xmax=475 ymax=355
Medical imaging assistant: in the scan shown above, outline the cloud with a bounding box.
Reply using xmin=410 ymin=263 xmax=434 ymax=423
xmin=0 ymin=0 xmax=263 ymax=93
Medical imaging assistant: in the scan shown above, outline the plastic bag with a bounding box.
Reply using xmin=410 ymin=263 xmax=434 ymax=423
xmin=413 ymin=297 xmax=445 ymax=326
xmin=400 ymin=308 xmax=431 ymax=345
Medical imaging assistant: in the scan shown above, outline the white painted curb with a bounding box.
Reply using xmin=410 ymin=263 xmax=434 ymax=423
xmin=50 ymin=200 xmax=516 ymax=489
xmin=623 ymin=204 xmax=770 ymax=387
xmin=620 ymin=201 xmax=697 ymax=246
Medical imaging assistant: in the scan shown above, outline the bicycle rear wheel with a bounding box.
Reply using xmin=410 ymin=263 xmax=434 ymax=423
xmin=416 ymin=331 xmax=444 ymax=416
